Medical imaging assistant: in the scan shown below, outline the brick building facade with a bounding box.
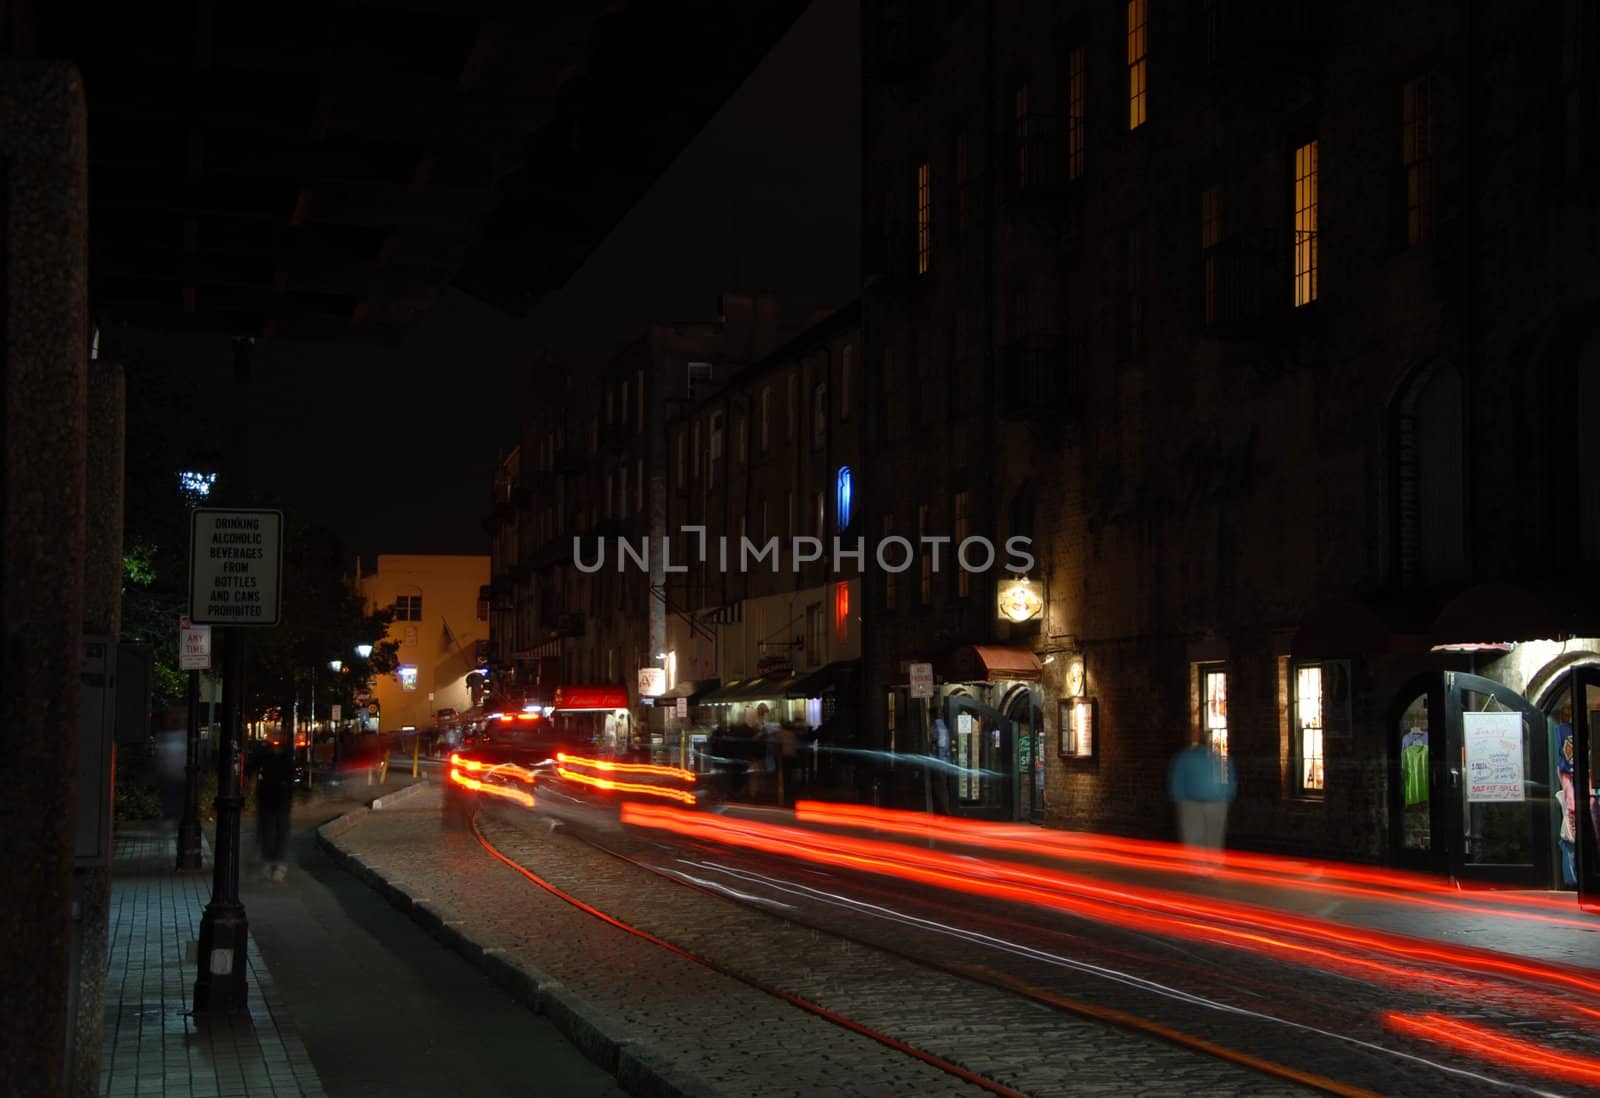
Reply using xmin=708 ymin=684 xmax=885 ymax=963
xmin=859 ymin=0 xmax=1600 ymax=886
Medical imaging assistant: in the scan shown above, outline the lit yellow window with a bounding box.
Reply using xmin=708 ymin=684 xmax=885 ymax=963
xmin=1127 ymin=0 xmax=1147 ymax=130
xmin=1203 ymin=667 xmax=1228 ymax=757
xmin=1296 ymin=665 xmax=1326 ymax=792
xmin=1293 ymin=140 xmax=1319 ymax=307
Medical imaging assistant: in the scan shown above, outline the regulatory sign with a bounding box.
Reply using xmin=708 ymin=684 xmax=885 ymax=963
xmin=909 ymin=662 xmax=934 ymax=699
xmin=187 ymin=508 xmax=284 ymax=626
xmin=179 ymin=622 xmax=212 ymax=670
xmin=675 ymin=697 xmax=688 ymax=719
xmin=330 ymin=704 xmax=342 ymax=721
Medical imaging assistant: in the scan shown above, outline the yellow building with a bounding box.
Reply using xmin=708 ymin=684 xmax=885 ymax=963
xmin=361 ymin=554 xmax=490 ymax=733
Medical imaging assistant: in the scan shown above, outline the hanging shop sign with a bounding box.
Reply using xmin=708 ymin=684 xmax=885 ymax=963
xmin=1463 ymin=711 xmax=1525 ymax=802
xmin=996 ymin=578 xmax=1043 ymax=623
xmin=638 ymin=667 xmax=666 ymax=697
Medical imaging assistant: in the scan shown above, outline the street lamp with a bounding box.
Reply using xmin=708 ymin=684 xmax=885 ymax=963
xmin=328 ymin=659 xmax=343 ymax=672
xmin=355 ymin=643 xmax=373 ymax=659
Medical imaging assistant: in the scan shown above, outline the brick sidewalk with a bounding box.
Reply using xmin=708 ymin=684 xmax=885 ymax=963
xmin=102 ymin=826 xmax=324 ymax=1098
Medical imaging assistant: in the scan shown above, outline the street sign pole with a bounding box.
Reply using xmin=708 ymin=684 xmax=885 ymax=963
xmin=177 ymin=616 xmax=211 ymax=870
xmin=194 ymin=337 xmax=261 ymax=1015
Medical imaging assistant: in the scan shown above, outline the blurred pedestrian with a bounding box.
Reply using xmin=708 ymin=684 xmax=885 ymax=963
xmin=256 ymin=747 xmax=294 ymax=881
xmin=1168 ymin=736 xmax=1238 ymax=854
xmin=1557 ymin=723 xmax=1577 ymax=888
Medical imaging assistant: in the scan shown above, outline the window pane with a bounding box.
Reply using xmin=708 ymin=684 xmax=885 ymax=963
xmin=1293 ymin=140 xmax=1319 ymax=306
xmin=1296 ymin=665 xmax=1326 ymax=791
xmin=1204 ymin=668 xmax=1229 ymax=757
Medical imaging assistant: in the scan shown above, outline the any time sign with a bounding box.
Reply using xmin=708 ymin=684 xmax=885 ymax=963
xmin=188 ymin=508 xmax=284 ymax=627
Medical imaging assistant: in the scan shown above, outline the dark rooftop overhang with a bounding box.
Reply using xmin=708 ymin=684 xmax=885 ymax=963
xmin=28 ymin=1 xmax=807 ymax=341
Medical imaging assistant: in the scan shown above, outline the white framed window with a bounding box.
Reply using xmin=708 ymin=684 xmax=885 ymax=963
xmin=1200 ymin=664 xmax=1229 ymax=758
xmin=1294 ymin=664 xmax=1326 ymax=793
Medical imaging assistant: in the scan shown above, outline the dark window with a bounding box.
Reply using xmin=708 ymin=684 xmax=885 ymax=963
xmin=394 ymin=595 xmax=422 ymax=622
xmin=1402 ymin=76 xmax=1434 ymax=247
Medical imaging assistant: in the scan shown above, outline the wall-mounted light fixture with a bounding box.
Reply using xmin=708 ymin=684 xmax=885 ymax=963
xmin=996 ymin=578 xmax=1043 ymax=623
xmin=1064 ymin=657 xmax=1085 ymax=698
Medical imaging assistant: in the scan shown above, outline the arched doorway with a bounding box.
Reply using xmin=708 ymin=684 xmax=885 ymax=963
xmin=1001 ymin=684 xmax=1044 ymax=823
xmin=1388 ymin=671 xmax=1552 ymax=887
xmin=942 ymin=691 xmax=1015 ymax=821
xmin=1534 ymin=664 xmax=1600 ymax=907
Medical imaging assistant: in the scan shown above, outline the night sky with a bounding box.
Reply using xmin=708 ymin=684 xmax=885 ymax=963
xmin=115 ymin=0 xmax=859 ymax=567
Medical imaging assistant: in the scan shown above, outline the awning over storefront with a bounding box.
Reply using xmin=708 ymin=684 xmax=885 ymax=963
xmin=1429 ymin=582 xmax=1600 ymax=650
xmin=785 ymin=660 xmax=859 ymax=699
xmin=657 ymin=678 xmax=720 ymax=703
xmin=941 ymin=646 xmax=1042 ymax=684
xmin=702 ymin=673 xmax=804 ymax=704
xmin=517 ymin=638 xmax=562 ymax=660
xmin=553 ymin=684 xmax=629 ymax=711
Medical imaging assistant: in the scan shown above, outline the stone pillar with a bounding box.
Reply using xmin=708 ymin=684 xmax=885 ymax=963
xmin=70 ymin=361 xmax=125 ymax=1096
xmin=0 ymin=61 xmax=90 ymax=1098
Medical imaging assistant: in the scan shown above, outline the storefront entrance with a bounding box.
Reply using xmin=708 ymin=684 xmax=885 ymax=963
xmin=1389 ymin=671 xmax=1553 ymax=887
xmin=1002 ymin=687 xmax=1045 ymax=823
xmin=1538 ymin=665 xmax=1600 ymax=907
xmin=942 ymin=693 xmax=1015 ymax=821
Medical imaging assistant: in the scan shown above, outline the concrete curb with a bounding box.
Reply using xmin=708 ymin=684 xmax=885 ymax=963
xmin=314 ymin=810 xmax=712 ymax=1098
xmin=370 ymin=778 xmax=435 ymax=811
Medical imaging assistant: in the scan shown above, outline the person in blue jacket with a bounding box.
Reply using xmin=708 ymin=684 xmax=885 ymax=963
xmin=1169 ymin=737 xmax=1238 ymax=853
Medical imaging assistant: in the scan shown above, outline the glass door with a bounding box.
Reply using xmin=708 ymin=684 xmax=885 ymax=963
xmin=946 ymin=694 xmax=1015 ymax=820
xmin=1442 ymin=672 xmax=1551 ymax=887
xmin=1390 ymin=674 xmax=1445 ymax=873
xmin=1559 ymin=668 xmax=1600 ymax=907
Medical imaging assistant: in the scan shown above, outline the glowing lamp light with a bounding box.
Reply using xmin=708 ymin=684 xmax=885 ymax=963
xmin=355 ymin=644 xmax=374 ymax=659
xmin=328 ymin=659 xmax=343 ymax=673
xmin=178 ymin=471 xmax=217 ymax=499
xmin=836 ymin=466 xmax=852 ymax=529
xmin=996 ymin=578 xmax=1043 ymax=623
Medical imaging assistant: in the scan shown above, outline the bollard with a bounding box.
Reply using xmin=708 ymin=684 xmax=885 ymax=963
xmin=411 ymin=733 xmax=420 ymax=778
